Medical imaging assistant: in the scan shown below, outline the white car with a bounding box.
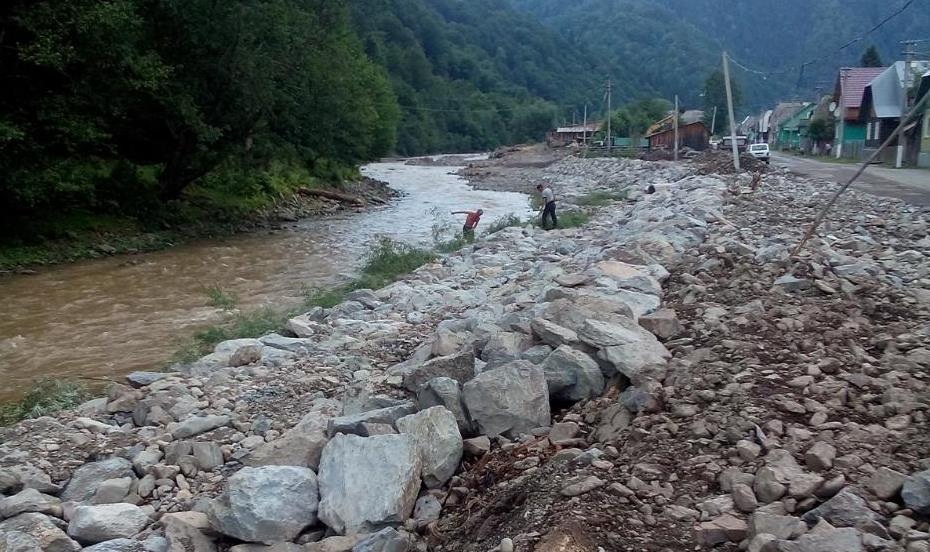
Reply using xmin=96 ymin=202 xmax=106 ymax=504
xmin=748 ymin=143 xmax=770 ymax=164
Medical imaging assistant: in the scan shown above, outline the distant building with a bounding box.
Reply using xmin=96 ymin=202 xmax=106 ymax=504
xmin=546 ymin=122 xmax=602 ymax=147
xmin=646 ymin=117 xmax=710 ymax=151
xmin=767 ymin=102 xmax=807 ymax=146
xmin=775 ymin=103 xmax=816 ymax=151
xmin=859 ymin=61 xmax=930 ymax=166
xmin=832 ymin=66 xmax=886 ymax=159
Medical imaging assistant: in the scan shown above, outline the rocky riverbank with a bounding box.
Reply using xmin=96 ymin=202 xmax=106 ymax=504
xmin=2 ymin=154 xmax=930 ymax=552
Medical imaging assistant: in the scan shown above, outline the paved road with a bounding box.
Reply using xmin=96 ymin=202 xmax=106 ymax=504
xmin=770 ymin=152 xmax=930 ymax=207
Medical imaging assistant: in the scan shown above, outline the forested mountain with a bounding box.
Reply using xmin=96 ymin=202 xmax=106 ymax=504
xmin=510 ymin=0 xmax=930 ymax=112
xmin=348 ymin=0 xmax=626 ymax=155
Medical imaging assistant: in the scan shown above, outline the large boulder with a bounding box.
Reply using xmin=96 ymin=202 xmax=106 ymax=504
xmin=0 ymin=489 xmax=61 ymax=518
xmin=0 ymin=531 xmax=44 ymax=552
xmin=317 ymin=434 xmax=421 ymax=535
xmin=171 ymin=416 xmax=230 ymax=440
xmin=462 ymin=361 xmax=550 ymax=438
xmin=801 ymin=488 xmax=880 ymax=527
xmin=82 ymin=539 xmax=147 ymax=552
xmin=67 ymin=504 xmax=151 ymax=544
xmin=588 ymin=261 xmax=662 ymax=296
xmin=902 ymin=469 xmax=930 ymax=514
xmin=0 ymin=513 xmax=81 ymax=552
xmin=637 ymin=309 xmax=682 ymax=340
xmin=327 ymin=403 xmax=417 ymax=438
xmin=580 ymin=319 xmax=670 ymax=380
xmin=400 ymin=350 xmax=475 ymax=392
xmin=396 ymin=407 xmax=463 ymax=488
xmin=415 ymin=378 xmax=473 ymax=436
xmin=208 ymin=466 xmax=318 ymax=544
xmin=162 ymin=512 xmax=216 ymax=552
xmin=480 ymin=332 xmax=531 ymax=368
xmin=60 ymin=459 xmax=135 ymax=503
xmin=244 ymin=400 xmax=340 ymax=470
xmin=351 ymin=527 xmax=411 ymax=552
xmin=529 ymin=319 xmax=578 ymax=348
xmin=540 ymin=345 xmax=604 ymax=402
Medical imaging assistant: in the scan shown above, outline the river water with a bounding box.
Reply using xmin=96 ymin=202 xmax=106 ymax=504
xmin=0 ymin=160 xmax=532 ymax=401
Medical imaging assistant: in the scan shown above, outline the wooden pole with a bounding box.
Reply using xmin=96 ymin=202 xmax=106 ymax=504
xmin=722 ymin=52 xmax=740 ymax=171
xmin=606 ymin=78 xmax=613 ymax=153
xmin=792 ymin=90 xmax=930 ymax=256
xmin=583 ymin=104 xmax=588 ymax=147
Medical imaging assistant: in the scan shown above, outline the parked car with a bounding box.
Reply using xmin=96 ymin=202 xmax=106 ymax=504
xmin=748 ymin=143 xmax=770 ymax=164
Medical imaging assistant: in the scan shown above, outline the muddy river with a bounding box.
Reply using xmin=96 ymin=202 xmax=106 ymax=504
xmin=0 ymin=160 xmax=532 ymax=401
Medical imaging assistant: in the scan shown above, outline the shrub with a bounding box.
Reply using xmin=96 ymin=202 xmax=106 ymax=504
xmin=0 ymin=379 xmax=93 ymax=426
xmin=576 ymin=190 xmax=627 ymax=206
xmin=203 ymin=284 xmax=239 ymax=310
xmin=484 ymin=213 xmax=523 ymax=234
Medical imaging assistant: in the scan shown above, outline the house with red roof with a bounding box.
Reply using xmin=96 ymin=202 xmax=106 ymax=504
xmin=832 ymin=67 xmax=885 ymax=159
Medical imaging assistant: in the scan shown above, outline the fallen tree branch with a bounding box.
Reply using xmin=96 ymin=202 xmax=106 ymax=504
xmin=792 ymin=91 xmax=930 ymax=257
xmin=297 ymin=187 xmax=365 ymax=206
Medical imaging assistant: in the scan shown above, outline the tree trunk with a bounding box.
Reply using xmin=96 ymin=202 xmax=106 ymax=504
xmin=297 ymin=187 xmax=365 ymax=206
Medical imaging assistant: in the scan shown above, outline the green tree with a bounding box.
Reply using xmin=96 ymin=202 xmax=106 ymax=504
xmin=860 ymin=45 xmax=883 ymax=68
xmin=609 ymin=98 xmax=674 ymax=138
xmin=808 ymin=117 xmax=835 ymax=143
xmin=702 ymin=70 xmax=741 ymax=135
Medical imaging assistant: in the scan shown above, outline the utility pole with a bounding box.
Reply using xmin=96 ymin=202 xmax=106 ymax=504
xmin=897 ymin=40 xmax=918 ymax=168
xmin=673 ymin=95 xmax=679 ymax=161
xmin=711 ymin=105 xmax=717 ymax=136
xmin=836 ymin=68 xmax=849 ymax=159
xmin=722 ymin=52 xmax=740 ymax=171
xmin=606 ymin=78 xmax=613 ymax=153
xmin=583 ymin=104 xmax=588 ymax=147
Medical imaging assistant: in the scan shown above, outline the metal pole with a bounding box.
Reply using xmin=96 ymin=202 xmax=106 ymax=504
xmin=722 ymin=52 xmax=740 ymax=171
xmin=673 ymin=95 xmax=679 ymax=161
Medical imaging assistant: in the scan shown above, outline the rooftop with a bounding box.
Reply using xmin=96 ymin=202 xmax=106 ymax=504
xmin=834 ymin=67 xmax=886 ymax=109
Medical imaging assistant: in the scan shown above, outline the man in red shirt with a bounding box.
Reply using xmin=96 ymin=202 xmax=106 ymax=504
xmin=451 ymin=209 xmax=483 ymax=240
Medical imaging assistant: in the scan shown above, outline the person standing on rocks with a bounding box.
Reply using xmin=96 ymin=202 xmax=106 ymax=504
xmin=451 ymin=208 xmax=483 ymax=240
xmin=536 ymin=184 xmax=557 ymax=230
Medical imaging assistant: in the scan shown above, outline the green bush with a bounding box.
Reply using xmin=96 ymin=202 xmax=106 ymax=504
xmin=203 ymin=284 xmax=239 ymax=311
xmin=576 ymin=190 xmax=627 ymax=206
xmin=557 ymin=210 xmax=590 ymax=228
xmin=484 ymin=213 xmax=523 ymax=234
xmin=356 ymin=237 xmax=437 ymax=289
xmin=0 ymin=379 xmax=93 ymax=426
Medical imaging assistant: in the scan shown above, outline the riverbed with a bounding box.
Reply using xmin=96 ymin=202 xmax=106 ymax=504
xmin=0 ymin=160 xmax=533 ymax=401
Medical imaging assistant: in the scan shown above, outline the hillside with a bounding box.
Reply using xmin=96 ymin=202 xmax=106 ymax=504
xmin=348 ymin=0 xmax=631 ymax=155
xmin=510 ymin=0 xmax=930 ymax=113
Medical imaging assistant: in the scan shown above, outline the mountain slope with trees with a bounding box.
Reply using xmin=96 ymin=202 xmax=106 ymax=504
xmin=509 ymin=0 xmax=930 ymax=112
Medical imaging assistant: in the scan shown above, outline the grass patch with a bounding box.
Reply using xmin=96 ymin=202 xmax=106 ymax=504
xmin=484 ymin=213 xmax=523 ymax=234
xmin=203 ymin=284 xmax=238 ymax=310
xmin=531 ymin=209 xmax=590 ymax=230
xmin=576 ymin=190 xmax=627 ymax=206
xmin=355 ymin=237 xmax=437 ymax=290
xmin=0 ymin=378 xmax=94 ymax=426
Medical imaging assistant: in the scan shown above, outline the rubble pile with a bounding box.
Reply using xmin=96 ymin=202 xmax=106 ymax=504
xmin=1 ymin=156 xmax=929 ymax=552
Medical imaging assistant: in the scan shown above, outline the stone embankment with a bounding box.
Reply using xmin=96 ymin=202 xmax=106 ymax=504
xmin=2 ymin=154 xmax=930 ymax=552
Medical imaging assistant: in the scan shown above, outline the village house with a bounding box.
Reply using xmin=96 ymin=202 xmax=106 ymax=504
xmin=766 ymin=102 xmax=806 ymax=146
xmin=832 ymin=66 xmax=885 ymax=159
xmin=859 ymin=61 xmax=930 ymax=167
xmin=645 ymin=110 xmax=710 ymax=152
xmin=774 ymin=102 xmax=815 ymax=151
xmin=545 ymin=122 xmax=601 ymax=147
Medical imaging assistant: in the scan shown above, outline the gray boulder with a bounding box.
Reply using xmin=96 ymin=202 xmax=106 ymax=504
xmin=61 ymin=458 xmax=135 ymax=503
xmin=637 ymin=309 xmax=682 ymax=340
xmin=529 ymin=319 xmax=578 ymax=348
xmin=0 ymin=513 xmax=81 ymax=552
xmin=0 ymin=531 xmax=44 ymax=552
xmin=172 ymin=416 xmax=230 ymax=440
xmin=125 ymin=372 xmax=170 ymax=388
xmin=462 ymin=361 xmax=550 ymax=438
xmin=0 ymin=465 xmax=60 ymax=495
xmin=902 ymin=468 xmax=930 ymax=514
xmin=244 ymin=399 xmax=339 ymax=470
xmin=801 ymin=489 xmax=880 ymax=527
xmin=416 ymin=378 xmax=473 ymax=436
xmin=67 ymin=504 xmax=151 ymax=545
xmin=259 ymin=334 xmax=313 ymax=354
xmin=0 ymin=489 xmax=61 ymax=518
xmin=400 ymin=350 xmax=475 ymax=392
xmin=82 ymin=539 xmax=146 ymax=552
xmin=317 ymin=434 xmax=421 ymax=535
xmin=351 ymin=527 xmax=410 ymax=552
xmin=480 ymin=332 xmax=531 ymax=368
xmin=208 ymin=466 xmax=318 ymax=544
xmin=396 ymin=407 xmax=463 ymax=488
xmin=327 ymin=403 xmax=417 ymax=438
xmin=540 ymin=345 xmax=604 ymax=402
xmin=581 ymin=319 xmax=670 ymax=380
xmin=789 ymin=526 xmax=865 ymax=552
xmin=162 ymin=512 xmax=216 ymax=552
